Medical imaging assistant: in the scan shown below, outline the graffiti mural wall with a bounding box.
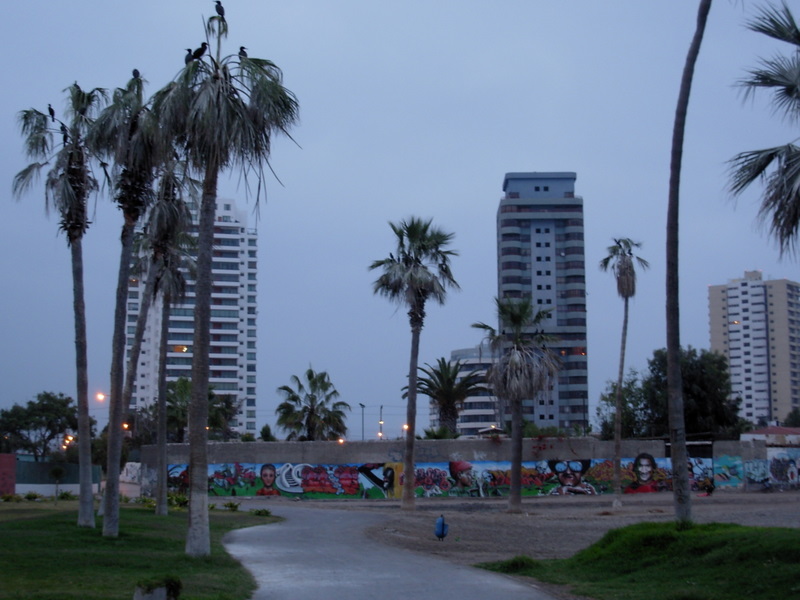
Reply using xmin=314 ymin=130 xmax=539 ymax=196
xmin=166 ymin=453 xmax=724 ymax=499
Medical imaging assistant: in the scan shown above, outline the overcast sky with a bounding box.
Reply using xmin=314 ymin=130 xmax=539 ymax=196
xmin=1 ymin=1 xmax=797 ymax=439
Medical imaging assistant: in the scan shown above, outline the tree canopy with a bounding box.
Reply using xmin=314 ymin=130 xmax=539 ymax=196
xmin=0 ymin=392 xmax=79 ymax=461
xmin=596 ymin=347 xmax=748 ymax=440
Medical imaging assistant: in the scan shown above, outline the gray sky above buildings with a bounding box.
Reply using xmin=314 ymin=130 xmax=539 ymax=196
xmin=1 ymin=1 xmax=797 ymax=438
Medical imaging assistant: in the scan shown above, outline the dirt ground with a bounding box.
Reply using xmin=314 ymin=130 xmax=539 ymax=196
xmin=274 ymin=490 xmax=800 ymax=600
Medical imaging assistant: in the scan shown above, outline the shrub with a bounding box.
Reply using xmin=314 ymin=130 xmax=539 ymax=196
xmin=249 ymin=508 xmax=272 ymax=517
xmin=57 ymin=490 xmax=77 ymax=501
xmin=222 ymin=501 xmax=240 ymax=512
xmin=167 ymin=493 xmax=188 ymax=508
xmin=1 ymin=493 xmax=23 ymax=503
xmin=25 ymin=491 xmax=43 ymax=501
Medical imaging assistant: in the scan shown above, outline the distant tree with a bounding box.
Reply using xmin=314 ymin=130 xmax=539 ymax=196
xmin=166 ymin=378 xmax=191 ymax=443
xmin=240 ymin=433 xmax=256 ymax=442
xmin=370 ymin=217 xmax=459 ymax=510
xmin=596 ymin=348 xmax=746 ymax=440
xmin=595 ymin=370 xmax=649 ymax=440
xmin=259 ymin=424 xmax=277 ymax=441
xmin=473 ymin=297 xmax=559 ymax=513
xmin=0 ymin=392 xmax=78 ymax=462
xmin=275 ymin=368 xmax=350 ymax=441
xmin=13 ymin=83 xmax=106 ymax=528
xmin=600 ymin=238 xmax=649 ymax=503
xmin=666 ymin=0 xmax=712 ymax=526
xmin=785 ymin=407 xmax=800 ymax=427
xmin=413 ymin=357 xmax=484 ymax=436
xmin=422 ymin=426 xmax=460 ymax=439
xmin=729 ymin=2 xmax=800 ymax=255
xmin=208 ymin=393 xmax=241 ymax=441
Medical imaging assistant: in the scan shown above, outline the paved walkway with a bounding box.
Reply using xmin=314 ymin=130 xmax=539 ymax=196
xmin=224 ymin=504 xmax=558 ymax=600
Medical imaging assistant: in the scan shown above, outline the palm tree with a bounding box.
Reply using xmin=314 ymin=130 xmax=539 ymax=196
xmin=729 ymin=2 xmax=800 ymax=255
xmin=667 ymin=0 xmax=712 ymax=525
xmin=473 ymin=297 xmax=559 ymax=513
xmin=208 ymin=393 xmax=242 ymax=441
xmin=165 ymin=378 xmax=192 ymax=443
xmin=600 ymin=238 xmax=649 ymax=505
xmin=275 ymin=368 xmax=350 ymax=440
xmin=151 ymin=15 xmax=299 ymax=556
xmin=370 ymin=217 xmax=459 ymax=510
xmin=90 ymin=71 xmax=172 ymax=537
xmin=414 ymin=358 xmax=485 ymax=436
xmin=127 ymin=173 xmax=194 ymax=516
xmin=13 ymin=83 xmax=107 ymax=528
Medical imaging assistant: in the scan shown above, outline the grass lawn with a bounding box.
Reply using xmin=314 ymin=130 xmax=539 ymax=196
xmin=0 ymin=500 xmax=278 ymax=600
xmin=480 ymin=521 xmax=800 ymax=600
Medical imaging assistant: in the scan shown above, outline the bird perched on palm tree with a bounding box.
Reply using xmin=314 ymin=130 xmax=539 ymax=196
xmin=192 ymin=42 xmax=208 ymax=60
xmin=215 ymin=1 xmax=225 ymax=19
xmin=239 ymin=46 xmax=247 ymax=58
xmin=184 ymin=48 xmax=193 ymax=64
xmin=435 ymin=515 xmax=448 ymax=541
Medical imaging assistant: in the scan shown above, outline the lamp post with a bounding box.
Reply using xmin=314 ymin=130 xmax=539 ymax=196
xmin=359 ymin=403 xmax=365 ymax=441
xmin=378 ymin=405 xmax=383 ymax=440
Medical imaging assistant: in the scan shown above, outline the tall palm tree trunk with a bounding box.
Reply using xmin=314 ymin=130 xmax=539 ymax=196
xmin=612 ymin=297 xmax=630 ymax=505
xmin=666 ymin=0 xmax=711 ymax=526
xmin=121 ymin=263 xmax=157 ymax=421
xmin=402 ymin=323 xmax=422 ymax=510
xmin=508 ymin=396 xmax=523 ymax=513
xmin=155 ymin=291 xmax=170 ymax=516
xmin=103 ymin=219 xmax=136 ymax=537
xmin=71 ymin=238 xmax=94 ymax=527
xmin=186 ymin=166 xmax=218 ymax=556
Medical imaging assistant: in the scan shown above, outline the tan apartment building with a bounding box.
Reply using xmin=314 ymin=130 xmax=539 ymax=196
xmin=709 ymin=270 xmax=800 ymax=425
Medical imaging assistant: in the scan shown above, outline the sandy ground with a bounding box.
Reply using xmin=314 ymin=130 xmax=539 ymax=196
xmin=244 ymin=489 xmax=800 ymax=600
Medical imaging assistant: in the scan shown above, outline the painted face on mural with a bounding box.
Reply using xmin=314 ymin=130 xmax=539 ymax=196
xmin=261 ymin=465 xmax=276 ymax=488
xmin=636 ymin=457 xmax=654 ymax=482
xmin=554 ymin=461 xmax=584 ymax=486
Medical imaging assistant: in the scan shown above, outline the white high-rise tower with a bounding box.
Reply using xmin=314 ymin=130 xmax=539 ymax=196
xmin=126 ymin=199 xmax=258 ymax=436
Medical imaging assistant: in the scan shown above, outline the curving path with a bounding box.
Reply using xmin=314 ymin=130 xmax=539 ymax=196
xmin=224 ymin=504 xmax=558 ymax=600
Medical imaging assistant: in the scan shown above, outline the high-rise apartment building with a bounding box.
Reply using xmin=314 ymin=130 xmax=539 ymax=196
xmin=496 ymin=172 xmax=589 ymax=431
xmin=427 ymin=345 xmax=499 ymax=437
xmin=126 ymin=199 xmax=259 ymax=436
xmin=708 ymin=270 xmax=800 ymax=425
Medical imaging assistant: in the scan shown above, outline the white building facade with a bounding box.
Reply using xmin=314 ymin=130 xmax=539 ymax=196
xmin=709 ymin=270 xmax=800 ymax=425
xmin=126 ymin=199 xmax=258 ymax=435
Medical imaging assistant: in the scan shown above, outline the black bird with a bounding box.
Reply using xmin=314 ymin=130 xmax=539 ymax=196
xmin=132 ymin=68 xmax=140 ymax=79
xmin=435 ymin=514 xmax=448 ymax=541
xmin=192 ymin=42 xmax=208 ymax=60
xmin=239 ymin=46 xmax=247 ymax=58
xmin=48 ymin=104 xmax=55 ymax=122
xmin=215 ymin=1 xmax=225 ymax=18
xmin=185 ymin=48 xmax=193 ymax=64
xmin=60 ymin=123 xmax=69 ymax=145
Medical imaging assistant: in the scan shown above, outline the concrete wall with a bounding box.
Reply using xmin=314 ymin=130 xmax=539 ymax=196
xmin=140 ymin=437 xmax=668 ymax=468
xmin=141 ymin=437 xmax=766 ymax=473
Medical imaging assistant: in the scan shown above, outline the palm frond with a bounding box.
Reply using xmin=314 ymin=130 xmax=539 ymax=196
xmin=17 ymin=109 xmax=52 ymax=159
xmin=12 ymin=162 xmax=47 ymax=198
xmin=748 ymin=1 xmax=800 ymax=47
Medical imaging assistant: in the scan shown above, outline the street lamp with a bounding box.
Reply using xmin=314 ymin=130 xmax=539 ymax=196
xmin=359 ymin=403 xmax=365 ymax=441
xmin=379 ymin=405 xmax=384 ymax=440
